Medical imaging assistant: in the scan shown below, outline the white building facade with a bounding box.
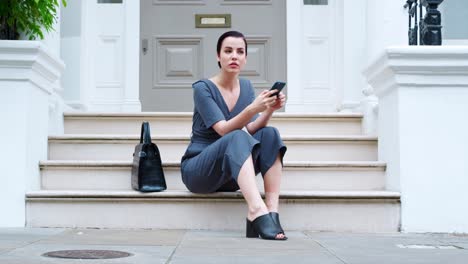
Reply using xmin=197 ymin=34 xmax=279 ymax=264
xmin=1 ymin=0 xmax=468 ymax=233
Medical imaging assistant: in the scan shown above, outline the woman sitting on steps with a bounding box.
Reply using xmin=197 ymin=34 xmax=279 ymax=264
xmin=180 ymin=30 xmax=287 ymax=240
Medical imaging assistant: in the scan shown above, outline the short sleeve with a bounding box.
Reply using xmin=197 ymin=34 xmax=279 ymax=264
xmin=246 ymin=80 xmax=260 ymax=123
xmin=193 ymin=81 xmax=225 ymax=128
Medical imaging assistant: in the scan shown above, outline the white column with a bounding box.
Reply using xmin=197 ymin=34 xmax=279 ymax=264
xmin=41 ymin=4 xmax=61 ymax=59
xmin=42 ymin=1 xmax=71 ymax=134
xmin=81 ymin=0 xmax=94 ymax=111
xmin=365 ymin=46 xmax=468 ymax=233
xmin=361 ymin=0 xmax=408 ymax=135
xmin=338 ymin=0 xmax=367 ymax=112
xmin=285 ymin=0 xmax=303 ymax=113
xmin=0 ymin=41 xmax=64 ymax=227
xmin=366 ymin=0 xmax=407 ymax=63
xmin=122 ymin=0 xmax=142 ymax=112
xmin=60 ymin=0 xmax=85 ymax=110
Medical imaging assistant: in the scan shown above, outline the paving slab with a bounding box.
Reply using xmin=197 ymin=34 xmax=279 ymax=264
xmin=451 ymin=243 xmax=468 ymax=250
xmin=1 ymin=228 xmax=468 ymax=264
xmin=0 ymin=243 xmax=174 ymax=264
xmin=39 ymin=228 xmax=185 ymax=246
xmin=0 ymin=228 xmax=65 ymax=252
xmin=430 ymin=233 xmax=468 ymax=244
xmin=305 ymin=232 xmax=468 ymax=264
xmin=0 ymin=248 xmax=12 ymax=255
xmin=0 ymin=240 xmax=30 ymax=251
xmin=430 ymin=234 xmax=468 ymax=251
xmin=0 ymin=228 xmax=65 ymax=240
xmin=170 ymin=230 xmax=343 ymax=264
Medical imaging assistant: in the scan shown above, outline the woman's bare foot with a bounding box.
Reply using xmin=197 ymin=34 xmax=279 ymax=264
xmin=247 ymin=205 xmax=285 ymax=239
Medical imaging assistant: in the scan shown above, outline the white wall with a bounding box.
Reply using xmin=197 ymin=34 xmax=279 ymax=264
xmin=376 ymin=87 xmax=401 ymax=192
xmin=0 ymin=42 xmax=64 ymax=227
xmin=1 ymin=82 xmax=30 ymax=226
xmin=399 ymin=86 xmax=468 ymax=232
xmin=366 ymin=46 xmax=468 ymax=233
xmin=60 ymin=0 xmax=82 ymax=108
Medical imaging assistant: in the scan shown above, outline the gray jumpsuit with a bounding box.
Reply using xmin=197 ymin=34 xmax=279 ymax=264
xmin=180 ymin=79 xmax=287 ymax=193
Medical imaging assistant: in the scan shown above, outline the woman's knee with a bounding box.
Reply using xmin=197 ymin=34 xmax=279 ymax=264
xmin=225 ymin=129 xmax=251 ymax=141
xmin=257 ymin=126 xmax=281 ymax=139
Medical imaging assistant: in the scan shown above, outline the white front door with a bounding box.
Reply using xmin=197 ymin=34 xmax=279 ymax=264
xmin=303 ymin=0 xmax=338 ymax=112
xmin=286 ymin=0 xmax=343 ymax=113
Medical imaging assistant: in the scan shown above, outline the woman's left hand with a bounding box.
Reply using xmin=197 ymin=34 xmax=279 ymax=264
xmin=247 ymin=92 xmax=285 ymax=134
xmin=270 ymin=92 xmax=286 ymax=111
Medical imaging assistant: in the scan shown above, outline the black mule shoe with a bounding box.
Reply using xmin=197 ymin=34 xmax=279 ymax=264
xmin=246 ymin=213 xmax=287 ymax=240
xmin=270 ymin=212 xmax=287 ymax=238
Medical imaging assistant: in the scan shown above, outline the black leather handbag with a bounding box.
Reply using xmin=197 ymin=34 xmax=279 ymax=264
xmin=131 ymin=122 xmax=167 ymax=192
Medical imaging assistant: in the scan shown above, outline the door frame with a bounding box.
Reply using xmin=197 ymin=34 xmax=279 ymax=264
xmin=285 ymin=0 xmax=344 ymax=112
xmin=131 ymin=1 xmax=344 ymax=113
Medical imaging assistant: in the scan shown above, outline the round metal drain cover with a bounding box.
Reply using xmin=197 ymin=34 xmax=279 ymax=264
xmin=43 ymin=250 xmax=132 ymax=259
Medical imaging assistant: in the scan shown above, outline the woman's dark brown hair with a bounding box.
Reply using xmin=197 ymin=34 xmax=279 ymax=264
xmin=216 ymin=31 xmax=248 ymax=68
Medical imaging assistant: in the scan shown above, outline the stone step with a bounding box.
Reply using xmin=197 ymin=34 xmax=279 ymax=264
xmin=26 ymin=190 xmax=400 ymax=232
xmin=39 ymin=161 xmax=386 ymax=191
xmin=48 ymin=135 xmax=378 ymax=162
xmin=63 ymin=112 xmax=364 ymax=136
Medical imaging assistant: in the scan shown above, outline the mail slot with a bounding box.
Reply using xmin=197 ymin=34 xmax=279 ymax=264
xmin=195 ymin=14 xmax=231 ymax=28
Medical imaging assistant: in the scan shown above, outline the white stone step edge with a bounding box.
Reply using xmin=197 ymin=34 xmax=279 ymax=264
xmin=39 ymin=160 xmax=387 ymax=192
xmin=39 ymin=160 xmax=386 ymax=169
xmin=48 ymin=135 xmax=378 ymax=142
xmin=26 ymin=190 xmax=400 ymax=200
xmin=64 ymin=112 xmax=364 ymax=120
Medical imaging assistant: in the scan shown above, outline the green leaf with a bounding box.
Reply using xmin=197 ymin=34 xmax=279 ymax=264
xmin=1 ymin=0 xmax=66 ymax=40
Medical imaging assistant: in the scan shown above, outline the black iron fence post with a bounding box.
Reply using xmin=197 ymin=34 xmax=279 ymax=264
xmin=404 ymin=0 xmax=418 ymax=45
xmin=404 ymin=0 xmax=444 ymax=45
xmin=420 ymin=0 xmax=443 ymax=45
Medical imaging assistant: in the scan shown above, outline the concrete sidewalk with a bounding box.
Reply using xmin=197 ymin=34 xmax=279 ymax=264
xmin=0 ymin=228 xmax=467 ymax=263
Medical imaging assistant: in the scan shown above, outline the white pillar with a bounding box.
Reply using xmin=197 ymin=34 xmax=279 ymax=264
xmin=365 ymin=46 xmax=468 ymax=233
xmin=366 ymin=0 xmax=408 ymax=63
xmin=285 ymin=0 xmax=303 ymax=113
xmin=42 ymin=1 xmax=70 ymax=134
xmin=0 ymin=41 xmax=64 ymax=227
xmin=60 ymin=0 xmax=85 ymax=110
xmin=41 ymin=2 xmax=62 ymax=59
xmin=338 ymin=0 xmax=367 ymax=112
xmin=122 ymin=0 xmax=142 ymax=112
xmin=361 ymin=0 xmax=408 ymax=135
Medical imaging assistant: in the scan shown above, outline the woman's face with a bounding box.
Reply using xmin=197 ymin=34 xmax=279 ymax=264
xmin=217 ymin=36 xmax=246 ymax=73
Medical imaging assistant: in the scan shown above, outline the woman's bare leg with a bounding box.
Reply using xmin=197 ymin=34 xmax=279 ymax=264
xmin=237 ymin=155 xmax=284 ymax=239
xmin=237 ymin=155 xmax=268 ymax=220
xmin=263 ymin=155 xmax=282 ymax=213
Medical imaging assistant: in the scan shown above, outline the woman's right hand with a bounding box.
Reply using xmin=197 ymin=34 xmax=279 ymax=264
xmin=251 ymin=90 xmax=278 ymax=113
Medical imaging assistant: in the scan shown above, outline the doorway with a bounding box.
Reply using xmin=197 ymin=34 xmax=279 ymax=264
xmin=140 ymin=0 xmax=287 ymax=111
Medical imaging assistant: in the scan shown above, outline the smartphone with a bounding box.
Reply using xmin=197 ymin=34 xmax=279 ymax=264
xmin=269 ymin=81 xmax=286 ymax=97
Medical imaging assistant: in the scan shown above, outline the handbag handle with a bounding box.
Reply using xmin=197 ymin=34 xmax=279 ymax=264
xmin=140 ymin=122 xmax=152 ymax=144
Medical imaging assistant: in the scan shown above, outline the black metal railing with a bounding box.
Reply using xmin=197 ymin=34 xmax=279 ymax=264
xmin=404 ymin=0 xmax=444 ymax=45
